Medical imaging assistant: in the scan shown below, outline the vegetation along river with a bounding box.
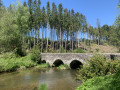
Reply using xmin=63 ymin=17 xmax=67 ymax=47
xmin=0 ymin=68 xmax=81 ymax=90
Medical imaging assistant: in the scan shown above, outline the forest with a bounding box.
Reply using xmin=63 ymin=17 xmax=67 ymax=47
xmin=0 ymin=0 xmax=120 ymax=54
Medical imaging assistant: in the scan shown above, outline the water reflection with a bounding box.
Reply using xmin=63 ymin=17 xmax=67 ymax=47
xmin=0 ymin=68 xmax=81 ymax=90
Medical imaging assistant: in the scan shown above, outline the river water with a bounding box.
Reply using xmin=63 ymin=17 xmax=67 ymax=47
xmin=0 ymin=68 xmax=81 ymax=90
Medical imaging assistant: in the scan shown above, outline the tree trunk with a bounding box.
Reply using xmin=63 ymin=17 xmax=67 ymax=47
xmin=34 ymin=30 xmax=36 ymax=47
xmin=65 ymin=31 xmax=67 ymax=53
xmin=59 ymin=27 xmax=62 ymax=53
xmin=41 ymin=27 xmax=44 ymax=52
xmin=22 ymin=33 xmax=25 ymax=50
xmin=46 ymin=23 xmax=49 ymax=51
xmin=84 ymin=28 xmax=85 ymax=50
xmin=37 ymin=29 xmax=39 ymax=45
xmin=53 ymin=27 xmax=54 ymax=50
xmin=78 ymin=31 xmax=80 ymax=48
xmin=72 ymin=33 xmax=74 ymax=52
xmin=98 ymin=29 xmax=100 ymax=45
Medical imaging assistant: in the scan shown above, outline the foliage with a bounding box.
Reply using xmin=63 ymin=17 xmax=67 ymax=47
xmin=0 ymin=9 xmax=21 ymax=51
xmin=13 ymin=48 xmax=27 ymax=57
xmin=35 ymin=63 xmax=49 ymax=68
xmin=39 ymin=83 xmax=47 ymax=90
xmin=60 ymin=46 xmax=66 ymax=53
xmin=0 ymin=53 xmax=37 ymax=73
xmin=73 ymin=48 xmax=85 ymax=53
xmin=57 ymin=64 xmax=69 ymax=70
xmin=77 ymin=55 xmax=120 ymax=82
xmin=0 ymin=0 xmax=120 ymax=53
xmin=95 ymin=48 xmax=99 ymax=52
xmin=76 ymin=72 xmax=120 ymax=90
xmin=30 ymin=46 xmax=41 ymax=64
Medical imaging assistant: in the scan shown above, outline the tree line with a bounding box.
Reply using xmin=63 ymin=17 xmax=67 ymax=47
xmin=0 ymin=0 xmax=120 ymax=53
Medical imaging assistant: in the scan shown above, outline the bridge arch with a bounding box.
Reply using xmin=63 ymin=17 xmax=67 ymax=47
xmin=70 ymin=60 xmax=83 ymax=69
xmin=53 ymin=59 xmax=64 ymax=67
xmin=41 ymin=60 xmax=46 ymax=63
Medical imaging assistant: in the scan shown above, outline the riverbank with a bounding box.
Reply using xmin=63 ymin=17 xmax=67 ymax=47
xmin=0 ymin=53 xmax=50 ymax=73
xmin=76 ymin=72 xmax=120 ymax=90
xmin=0 ymin=53 xmax=37 ymax=73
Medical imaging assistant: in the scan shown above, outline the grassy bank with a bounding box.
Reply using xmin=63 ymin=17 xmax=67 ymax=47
xmin=0 ymin=53 xmax=37 ymax=73
xmin=76 ymin=72 xmax=120 ymax=90
xmin=35 ymin=63 xmax=50 ymax=68
xmin=57 ymin=64 xmax=69 ymax=70
xmin=76 ymin=55 xmax=120 ymax=90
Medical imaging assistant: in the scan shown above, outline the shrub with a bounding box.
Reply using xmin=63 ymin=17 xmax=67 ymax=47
xmin=96 ymin=48 xmax=99 ymax=52
xmin=31 ymin=46 xmax=41 ymax=64
xmin=35 ymin=63 xmax=50 ymax=68
xmin=60 ymin=46 xmax=66 ymax=53
xmin=73 ymin=48 xmax=85 ymax=53
xmin=39 ymin=83 xmax=47 ymax=90
xmin=76 ymin=72 xmax=120 ymax=90
xmin=77 ymin=55 xmax=120 ymax=82
xmin=57 ymin=64 xmax=69 ymax=70
xmin=0 ymin=53 xmax=37 ymax=73
xmin=14 ymin=48 xmax=26 ymax=57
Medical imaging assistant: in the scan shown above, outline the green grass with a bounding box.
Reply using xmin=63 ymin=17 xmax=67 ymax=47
xmin=0 ymin=53 xmax=37 ymax=73
xmin=57 ymin=64 xmax=69 ymax=70
xmin=39 ymin=83 xmax=47 ymax=90
xmin=35 ymin=63 xmax=50 ymax=68
xmin=76 ymin=72 xmax=120 ymax=90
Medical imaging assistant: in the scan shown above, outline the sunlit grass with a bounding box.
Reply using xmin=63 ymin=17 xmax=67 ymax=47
xmin=76 ymin=72 xmax=120 ymax=90
xmin=0 ymin=53 xmax=37 ymax=72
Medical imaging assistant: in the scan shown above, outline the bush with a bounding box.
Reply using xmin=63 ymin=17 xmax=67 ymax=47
xmin=76 ymin=72 xmax=120 ymax=90
xmin=31 ymin=46 xmax=41 ymax=64
xmin=77 ymin=55 xmax=120 ymax=82
xmin=60 ymin=46 xmax=66 ymax=53
xmin=57 ymin=64 xmax=69 ymax=70
xmin=0 ymin=53 xmax=37 ymax=73
xmin=73 ymin=48 xmax=85 ymax=53
xmin=39 ymin=83 xmax=47 ymax=90
xmin=96 ymin=48 xmax=99 ymax=52
xmin=14 ymin=48 xmax=26 ymax=57
xmin=35 ymin=63 xmax=50 ymax=68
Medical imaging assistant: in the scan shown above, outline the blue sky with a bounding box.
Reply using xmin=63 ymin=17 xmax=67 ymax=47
xmin=2 ymin=0 xmax=119 ymax=27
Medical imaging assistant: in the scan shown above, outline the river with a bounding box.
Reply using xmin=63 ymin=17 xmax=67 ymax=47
xmin=0 ymin=68 xmax=81 ymax=90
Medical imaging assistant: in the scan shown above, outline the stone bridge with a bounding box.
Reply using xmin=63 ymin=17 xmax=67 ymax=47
xmin=41 ymin=53 xmax=120 ymax=69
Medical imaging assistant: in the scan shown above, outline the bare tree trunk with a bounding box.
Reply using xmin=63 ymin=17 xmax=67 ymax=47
xmin=78 ymin=31 xmax=80 ymax=48
xmin=65 ymin=31 xmax=67 ymax=53
xmin=34 ymin=30 xmax=36 ymax=47
xmin=60 ymin=27 xmax=62 ymax=52
xmin=27 ymin=32 xmax=30 ymax=50
xmin=72 ymin=33 xmax=74 ymax=52
xmin=84 ymin=28 xmax=85 ymax=50
xmin=98 ymin=29 xmax=100 ymax=46
xmin=70 ymin=32 xmax=72 ymax=51
xmin=37 ymin=29 xmax=39 ymax=45
xmin=57 ymin=31 xmax=59 ymax=52
xmin=53 ymin=27 xmax=54 ymax=50
xmin=62 ymin=32 xmax=63 ymax=47
xmin=46 ymin=24 xmax=49 ymax=51
xmin=41 ymin=27 xmax=44 ymax=52
xmin=22 ymin=33 xmax=25 ymax=50
xmin=76 ymin=32 xmax=77 ymax=49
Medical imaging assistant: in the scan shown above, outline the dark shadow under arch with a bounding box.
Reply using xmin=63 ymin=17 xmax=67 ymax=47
xmin=70 ymin=60 xmax=83 ymax=69
xmin=53 ymin=59 xmax=64 ymax=67
xmin=41 ymin=60 xmax=46 ymax=63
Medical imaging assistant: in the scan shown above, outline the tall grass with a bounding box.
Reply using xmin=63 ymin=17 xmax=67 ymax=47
xmin=0 ymin=53 xmax=37 ymax=73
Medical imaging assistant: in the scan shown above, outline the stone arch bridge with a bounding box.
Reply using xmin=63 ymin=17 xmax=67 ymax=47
xmin=41 ymin=53 xmax=120 ymax=69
